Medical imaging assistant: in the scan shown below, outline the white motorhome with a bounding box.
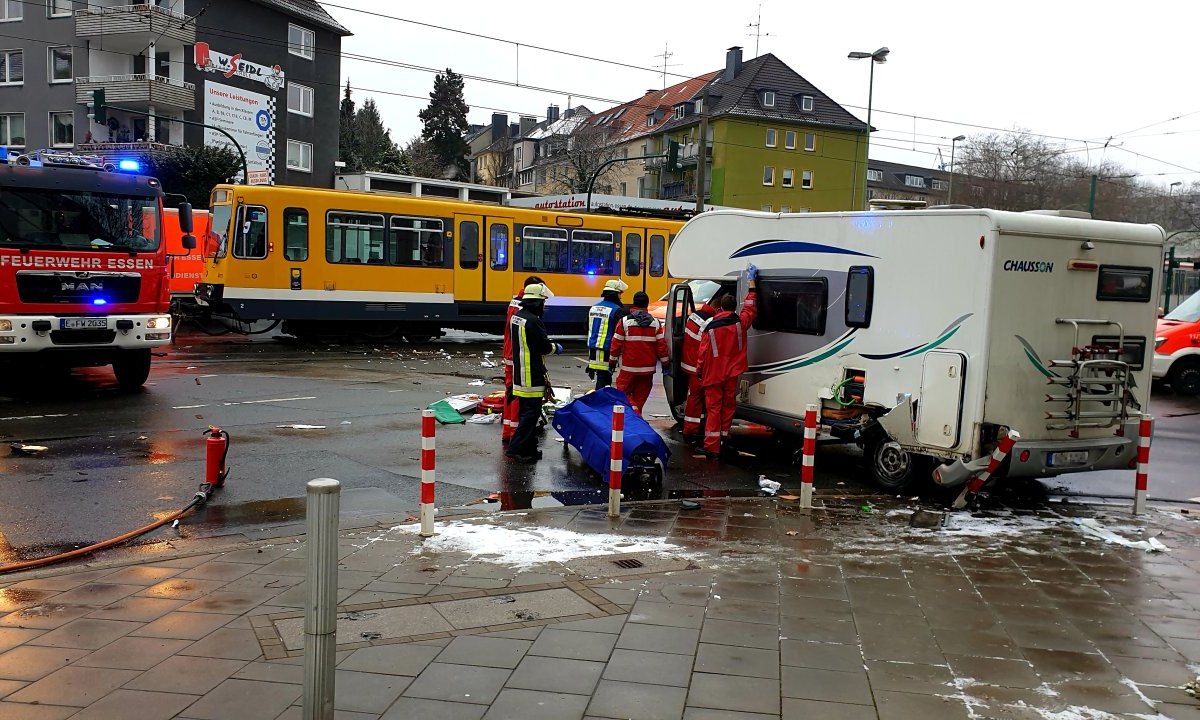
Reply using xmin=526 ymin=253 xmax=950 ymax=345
xmin=665 ymin=208 xmax=1165 ymax=490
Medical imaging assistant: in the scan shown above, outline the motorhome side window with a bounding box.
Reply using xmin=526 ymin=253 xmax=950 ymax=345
xmin=521 ymin=226 xmax=569 ymax=272
xmin=1097 ymin=265 xmax=1153 ymax=302
xmin=233 ymin=205 xmax=267 ymax=259
xmin=845 ymin=266 xmax=873 ymax=328
xmin=754 ymin=277 xmax=828 ymax=335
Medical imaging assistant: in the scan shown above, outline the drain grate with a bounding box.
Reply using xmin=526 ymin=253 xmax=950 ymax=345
xmin=613 ymin=558 xmax=645 ymax=569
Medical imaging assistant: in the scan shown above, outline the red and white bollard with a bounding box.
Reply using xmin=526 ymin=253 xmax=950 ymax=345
xmin=1134 ymin=415 xmax=1153 ymax=515
xmin=954 ymin=429 xmax=1021 ymax=509
xmin=420 ymin=409 xmax=436 ymax=537
xmin=608 ymin=405 xmax=624 ymax=519
xmin=800 ymin=403 xmax=817 ymax=509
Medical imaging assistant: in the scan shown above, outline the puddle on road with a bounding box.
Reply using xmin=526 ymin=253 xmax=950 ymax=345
xmin=190 ymin=496 xmax=307 ymax=530
xmin=468 ymin=486 xmax=765 ymax=511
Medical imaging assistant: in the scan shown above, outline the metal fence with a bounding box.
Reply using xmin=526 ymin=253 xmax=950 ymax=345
xmin=1164 ymin=266 xmax=1200 ymax=313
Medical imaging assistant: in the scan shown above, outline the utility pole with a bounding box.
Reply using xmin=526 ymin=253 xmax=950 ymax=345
xmin=1087 ymin=173 xmax=1098 ymax=215
xmin=694 ymin=88 xmax=710 ymax=213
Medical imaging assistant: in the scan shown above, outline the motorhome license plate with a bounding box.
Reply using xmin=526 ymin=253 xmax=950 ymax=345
xmin=1048 ymin=451 xmax=1088 ymax=467
xmin=60 ymin=318 xmax=107 ymax=330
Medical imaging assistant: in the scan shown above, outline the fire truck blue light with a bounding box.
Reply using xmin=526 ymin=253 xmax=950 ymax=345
xmin=117 ymin=159 xmax=141 ymax=172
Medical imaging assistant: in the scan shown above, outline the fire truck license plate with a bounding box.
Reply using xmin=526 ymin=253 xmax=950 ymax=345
xmin=60 ymin=318 xmax=107 ymax=330
xmin=1048 ymin=451 xmax=1088 ymax=467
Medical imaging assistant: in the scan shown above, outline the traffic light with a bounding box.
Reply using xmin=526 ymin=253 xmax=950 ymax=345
xmin=87 ymin=88 xmax=106 ymax=124
xmin=666 ymin=140 xmax=680 ymax=171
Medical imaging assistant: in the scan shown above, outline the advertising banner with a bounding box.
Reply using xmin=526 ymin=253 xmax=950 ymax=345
xmin=204 ymin=81 xmax=276 ymax=185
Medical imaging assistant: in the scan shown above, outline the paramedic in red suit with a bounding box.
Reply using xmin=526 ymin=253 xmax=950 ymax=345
xmin=502 ymin=275 xmax=544 ymax=443
xmin=680 ymin=295 xmax=720 ymax=443
xmin=609 ymin=291 xmax=670 ymax=415
xmin=696 ymin=266 xmax=758 ymax=458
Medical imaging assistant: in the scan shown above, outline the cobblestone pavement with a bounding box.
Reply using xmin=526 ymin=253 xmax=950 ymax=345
xmin=0 ymin=493 xmax=1198 ymax=720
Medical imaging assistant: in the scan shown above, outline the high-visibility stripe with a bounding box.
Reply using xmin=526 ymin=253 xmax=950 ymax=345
xmin=518 ymin=322 xmax=533 ymax=388
xmin=705 ymin=432 xmax=721 ymax=437
xmin=619 ymin=364 xmax=658 ymax=373
xmin=684 ymin=416 xmax=702 ymax=423
xmin=684 ymin=328 xmax=702 ymax=341
xmin=681 ymin=362 xmax=697 ymax=373
xmin=622 ymin=335 xmax=660 ymax=342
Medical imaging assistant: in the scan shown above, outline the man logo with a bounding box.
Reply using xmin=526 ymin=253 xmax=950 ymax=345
xmin=61 ymin=282 xmax=103 ymax=291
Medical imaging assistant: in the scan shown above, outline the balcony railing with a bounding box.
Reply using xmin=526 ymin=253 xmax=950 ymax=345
xmin=75 ymin=74 xmax=196 ymax=112
xmin=76 ymin=4 xmax=195 ymax=44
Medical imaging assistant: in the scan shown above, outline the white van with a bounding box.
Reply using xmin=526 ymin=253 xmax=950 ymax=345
xmin=664 ymin=208 xmax=1164 ymax=490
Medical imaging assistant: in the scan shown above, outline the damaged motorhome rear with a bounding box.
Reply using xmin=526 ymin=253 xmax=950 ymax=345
xmin=665 ymin=208 xmax=1164 ymax=490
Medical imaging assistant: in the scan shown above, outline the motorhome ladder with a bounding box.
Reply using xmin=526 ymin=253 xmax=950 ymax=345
xmin=1043 ymin=319 xmax=1132 ymax=438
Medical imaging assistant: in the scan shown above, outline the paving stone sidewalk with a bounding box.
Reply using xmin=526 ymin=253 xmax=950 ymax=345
xmin=1 ymin=494 xmax=1199 ymax=720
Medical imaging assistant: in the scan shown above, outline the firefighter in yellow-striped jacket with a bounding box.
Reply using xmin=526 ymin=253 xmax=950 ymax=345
xmin=585 ymin=279 xmax=628 ymax=391
xmin=507 ymin=282 xmax=564 ymax=463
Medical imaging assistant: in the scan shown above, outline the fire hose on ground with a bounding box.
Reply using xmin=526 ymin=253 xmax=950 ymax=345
xmin=0 ymin=427 xmax=230 ymax=576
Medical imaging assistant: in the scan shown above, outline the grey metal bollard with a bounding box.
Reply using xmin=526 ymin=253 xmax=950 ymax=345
xmin=303 ymin=478 xmax=340 ymax=720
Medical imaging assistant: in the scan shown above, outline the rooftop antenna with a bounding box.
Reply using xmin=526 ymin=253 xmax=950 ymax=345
xmin=654 ymin=44 xmax=681 ymax=88
xmin=746 ymin=5 xmax=773 ymax=57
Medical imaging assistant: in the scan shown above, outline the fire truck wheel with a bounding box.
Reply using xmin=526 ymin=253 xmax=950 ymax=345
xmin=113 ymin=349 xmax=152 ymax=391
xmin=1168 ymin=358 xmax=1200 ymax=396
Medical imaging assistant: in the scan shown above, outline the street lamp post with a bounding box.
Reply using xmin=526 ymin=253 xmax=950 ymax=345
xmin=848 ymin=46 xmax=889 ymax=211
xmin=948 ymin=134 xmax=966 ymax=205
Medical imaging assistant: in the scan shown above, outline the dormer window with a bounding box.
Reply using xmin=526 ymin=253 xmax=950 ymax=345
xmin=673 ymin=104 xmax=686 ymax=120
xmin=762 ymin=91 xmax=776 ymax=108
xmin=646 ymin=115 xmax=654 ymax=128
xmin=904 ymin=175 xmax=926 ymax=188
xmin=694 ymin=98 xmax=703 ymax=114
xmin=867 ymin=169 xmax=883 ymax=182
xmin=800 ymin=95 xmax=814 ymax=112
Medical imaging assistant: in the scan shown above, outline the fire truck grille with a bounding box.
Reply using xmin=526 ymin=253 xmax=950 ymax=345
xmin=17 ymin=273 xmax=141 ymax=304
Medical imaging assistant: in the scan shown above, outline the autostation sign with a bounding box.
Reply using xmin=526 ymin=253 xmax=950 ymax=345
xmin=194 ymin=42 xmax=285 ymax=92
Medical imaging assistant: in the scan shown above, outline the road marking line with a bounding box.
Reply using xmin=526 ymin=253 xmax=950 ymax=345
xmin=222 ymin=396 xmax=318 ymax=406
xmin=172 ymin=404 xmax=209 ymax=410
xmin=0 ymin=413 xmax=72 ymax=421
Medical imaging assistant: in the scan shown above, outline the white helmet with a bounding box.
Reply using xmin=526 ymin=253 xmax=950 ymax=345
xmin=603 ymin=279 xmax=629 ymax=294
xmin=522 ymin=282 xmax=555 ymax=300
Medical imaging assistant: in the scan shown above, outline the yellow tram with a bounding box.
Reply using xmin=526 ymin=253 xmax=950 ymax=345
xmin=194 ymin=185 xmax=684 ymax=339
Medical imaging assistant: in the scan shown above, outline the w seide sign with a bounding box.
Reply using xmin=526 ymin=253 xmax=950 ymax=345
xmin=194 ymin=42 xmax=285 ymax=92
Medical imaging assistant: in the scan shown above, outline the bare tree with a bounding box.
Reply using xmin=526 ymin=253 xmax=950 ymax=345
xmin=402 ymin=135 xmax=449 ymax=179
xmin=476 ymin=134 xmax=514 ymax=188
xmin=538 ymin=122 xmax=623 ymax=194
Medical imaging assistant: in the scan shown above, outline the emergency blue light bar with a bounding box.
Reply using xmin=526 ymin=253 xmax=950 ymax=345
xmin=117 ymin=159 xmax=141 ymax=172
xmin=92 ymin=298 xmax=107 ymax=306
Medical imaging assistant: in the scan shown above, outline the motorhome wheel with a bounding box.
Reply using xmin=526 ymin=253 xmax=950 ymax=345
xmin=1169 ymin=358 xmax=1200 ymax=396
xmin=867 ymin=439 xmax=925 ymax=491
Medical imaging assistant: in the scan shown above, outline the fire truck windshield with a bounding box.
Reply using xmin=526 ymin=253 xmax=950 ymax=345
xmin=0 ymin=187 xmax=160 ymax=252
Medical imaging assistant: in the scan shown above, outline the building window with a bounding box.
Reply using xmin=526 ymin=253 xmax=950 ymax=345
xmin=286 ymin=139 xmax=313 ymax=173
xmin=784 ymin=130 xmax=795 ymax=149
xmin=761 ymin=204 xmax=772 ymax=212
xmin=1 ymin=0 xmax=21 ymax=21
xmin=49 ymin=0 xmax=72 ymax=17
xmin=283 ymin=208 xmax=309 ymax=261
xmin=287 ymin=83 xmax=313 ymax=116
xmin=0 ymin=112 xmax=24 ymax=146
xmin=763 ymin=166 xmax=775 ymax=186
xmin=904 ymin=175 xmax=926 ymax=188
xmin=0 ymin=49 xmax=23 ymax=84
xmin=619 ymin=181 xmax=627 ymax=196
xmin=762 ymin=91 xmax=775 ymax=107
xmin=765 ymin=128 xmax=776 ymax=148
xmin=326 ymin=212 xmax=385 ymax=264
xmin=931 ymin=179 xmax=948 ymax=191
xmin=519 ymin=169 xmax=533 ymax=186
xmin=49 ymin=111 xmax=72 ymax=147
xmin=782 ymin=168 xmax=794 ymax=188
xmin=645 ymin=115 xmax=654 ymax=128
xmin=47 ymin=46 xmax=71 ymax=83
xmin=637 ymin=177 xmax=645 ymax=198
xmin=389 ymin=216 xmax=444 ymax=267
xmin=804 ymin=132 xmax=816 ymax=152
xmin=780 ymin=206 xmax=791 ymax=213
xmin=288 ymin=23 xmax=315 ymax=60
xmin=673 ymin=104 xmax=685 ymax=119
xmin=694 ymin=97 xmax=703 ymax=114
xmin=514 ymin=145 xmax=522 ymax=164
xmin=801 ymin=95 xmax=814 ymax=112
xmin=801 ymin=170 xmax=813 ymax=189
xmin=867 ymin=169 xmax=883 ymax=182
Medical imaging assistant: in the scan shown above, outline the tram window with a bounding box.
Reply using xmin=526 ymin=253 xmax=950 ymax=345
xmin=233 ymin=205 xmax=267 ymax=260
xmin=389 ymin=216 xmax=444 ymax=267
xmin=649 ymin=234 xmax=666 ymax=277
xmin=571 ymin=230 xmax=615 ymax=275
xmin=522 ymin=226 xmax=569 ymax=273
xmin=459 ymin=221 xmax=480 ymax=269
xmin=490 ymin=223 xmax=509 ymax=270
xmin=326 ymin=211 xmax=385 ymax=264
xmin=283 ymin=208 xmax=308 ymax=262
xmin=625 ymin=233 xmax=642 ymax=276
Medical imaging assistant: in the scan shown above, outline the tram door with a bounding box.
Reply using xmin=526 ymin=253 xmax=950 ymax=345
xmin=484 ymin=218 xmax=515 ymax=303
xmin=454 ymin=214 xmax=484 ymax=302
xmin=620 ymin=226 xmax=646 ymax=293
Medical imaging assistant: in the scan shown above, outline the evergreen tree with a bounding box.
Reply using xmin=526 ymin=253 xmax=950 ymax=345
xmin=354 ymin=99 xmax=404 ymax=174
xmin=418 ymin=69 xmax=470 ymax=180
xmin=338 ymin=80 xmax=360 ymax=171
xmin=149 ymin=145 xmax=242 ymax=208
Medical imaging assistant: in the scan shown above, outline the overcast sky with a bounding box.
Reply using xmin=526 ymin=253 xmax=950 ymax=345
xmin=327 ymin=0 xmax=1196 ymax=191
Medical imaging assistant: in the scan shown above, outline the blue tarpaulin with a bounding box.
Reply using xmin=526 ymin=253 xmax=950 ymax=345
xmin=552 ymin=387 xmax=670 ymax=478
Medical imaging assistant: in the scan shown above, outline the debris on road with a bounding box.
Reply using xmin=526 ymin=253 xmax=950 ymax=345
xmin=276 ymin=424 xmax=326 ymax=430
xmin=468 ymin=379 xmax=485 ymax=386
xmin=909 ymin=509 xmax=947 ymax=529
xmin=467 ymin=413 xmax=502 ymax=424
xmin=758 ymin=476 xmax=782 ymax=495
xmin=428 ymin=399 xmax=467 ymax=424
xmin=10 ymin=443 xmax=48 ymax=456
xmin=443 ymin=394 xmax=482 ymax=413
xmin=1073 ymin=518 xmax=1169 ymax=552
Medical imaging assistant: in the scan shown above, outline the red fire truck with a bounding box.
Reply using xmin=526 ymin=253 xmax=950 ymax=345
xmin=0 ymin=149 xmax=194 ymax=390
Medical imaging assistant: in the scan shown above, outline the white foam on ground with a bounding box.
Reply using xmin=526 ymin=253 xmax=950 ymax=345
xmin=394 ymin=520 xmax=684 ymax=569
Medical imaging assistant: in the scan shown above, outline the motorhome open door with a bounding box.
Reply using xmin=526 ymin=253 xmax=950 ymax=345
xmin=664 ymin=282 xmax=695 ymax=420
xmin=917 ymin=351 xmax=967 ymax=448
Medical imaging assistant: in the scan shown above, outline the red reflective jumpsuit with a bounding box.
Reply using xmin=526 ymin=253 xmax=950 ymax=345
xmin=680 ymin=302 xmax=717 ymax=436
xmin=501 ymin=296 xmax=522 ymax=442
xmin=609 ymin=308 xmax=669 ymax=415
xmin=696 ymin=290 xmax=757 ymax=455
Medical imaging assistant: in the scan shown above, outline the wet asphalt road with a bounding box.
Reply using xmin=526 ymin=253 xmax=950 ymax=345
xmin=0 ymin=328 xmax=1197 ymax=561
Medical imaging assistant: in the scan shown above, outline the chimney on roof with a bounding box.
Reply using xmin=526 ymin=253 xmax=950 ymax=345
xmin=547 ymin=105 xmax=560 ymax=123
xmin=510 ymin=122 xmax=519 ymax=138
xmin=519 ymin=116 xmax=536 ymax=136
xmin=724 ymin=46 xmax=743 ymax=82
xmin=491 ymin=113 xmax=508 ymax=144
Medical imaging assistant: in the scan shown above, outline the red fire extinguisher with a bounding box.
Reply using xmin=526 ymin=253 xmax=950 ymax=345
xmin=205 ymin=426 xmax=230 ymax=487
